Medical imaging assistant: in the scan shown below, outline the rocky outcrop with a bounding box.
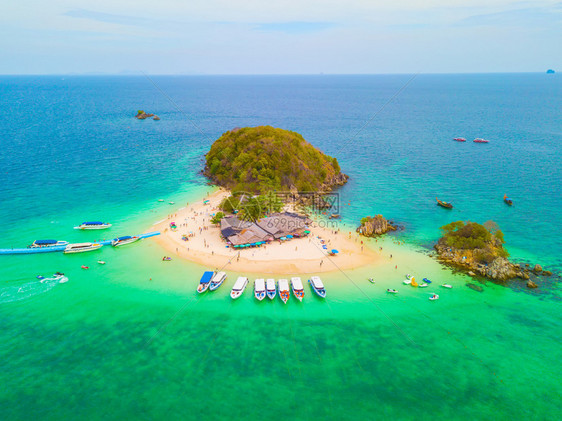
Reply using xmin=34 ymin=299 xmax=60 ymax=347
xmin=527 ymin=280 xmax=538 ymax=288
xmin=135 ymin=110 xmax=159 ymax=120
xmin=533 ymin=264 xmax=542 ymax=274
xmin=320 ymin=172 xmax=349 ymax=191
xmin=434 ymin=242 xmax=525 ymax=282
xmin=357 ymin=215 xmax=398 ymax=237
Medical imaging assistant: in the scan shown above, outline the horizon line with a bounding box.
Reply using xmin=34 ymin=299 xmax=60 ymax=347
xmin=0 ymin=71 xmax=557 ymax=77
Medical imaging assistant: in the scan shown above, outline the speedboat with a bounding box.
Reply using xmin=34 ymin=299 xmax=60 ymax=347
xmin=158 ymin=199 xmax=164 ymax=202
xmin=63 ymin=243 xmax=102 ymax=254
xmin=278 ymin=279 xmax=290 ymax=304
xmin=197 ymin=271 xmax=214 ymax=293
xmin=309 ymin=276 xmax=326 ymax=298
xmin=97 ymin=260 xmax=106 ymax=265
xmin=403 ymin=279 xmax=412 ymax=285
xmin=209 ymin=271 xmax=227 ymax=291
xmin=419 ymin=283 xmax=428 ymax=288
xmin=230 ymin=276 xmax=249 ymax=299
xmin=423 ymin=277 xmax=432 ymax=284
xmin=291 ymin=277 xmax=305 ymax=302
xmin=429 ymin=294 xmax=440 ymax=301
xmin=453 ymin=137 xmax=466 ymax=142
xmin=266 ymin=278 xmax=276 ymax=300
xmin=74 ymin=221 xmax=112 ymax=230
xmin=441 ymin=284 xmax=453 ymax=289
xmin=387 ymin=289 xmax=398 ymax=294
xmin=111 ymin=236 xmax=140 ymax=247
xmin=473 ymin=138 xmax=489 ymax=143
xmin=29 ymin=240 xmax=69 ymax=248
xmin=405 ymin=274 xmax=412 ymax=280
xmin=254 ymin=278 xmax=266 ymax=301
xmin=39 ymin=272 xmax=68 ymax=283
xmin=368 ymin=278 xmax=375 ymax=284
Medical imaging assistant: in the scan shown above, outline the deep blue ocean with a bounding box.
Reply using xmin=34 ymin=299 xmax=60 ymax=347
xmin=1 ymin=75 xmax=561 ymax=420
xmin=1 ymin=74 xmax=560 ymax=266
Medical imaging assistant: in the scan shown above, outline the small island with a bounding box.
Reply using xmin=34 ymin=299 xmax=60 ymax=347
xmin=135 ymin=110 xmax=160 ymax=120
xmin=434 ymin=220 xmax=548 ymax=287
xmin=151 ymin=126 xmax=375 ymax=273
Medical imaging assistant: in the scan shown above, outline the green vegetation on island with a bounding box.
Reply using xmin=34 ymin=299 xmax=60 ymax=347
xmin=204 ymin=126 xmax=348 ymax=194
xmin=434 ymin=220 xmax=536 ymax=283
xmin=357 ymin=215 xmax=398 ymax=236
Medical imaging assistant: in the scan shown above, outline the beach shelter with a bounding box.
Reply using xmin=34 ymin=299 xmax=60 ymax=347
xmin=287 ymin=235 xmax=294 ymax=239
xmin=331 ymin=249 xmax=339 ymax=254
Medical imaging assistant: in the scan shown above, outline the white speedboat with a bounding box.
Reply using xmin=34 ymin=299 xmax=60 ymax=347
xmin=403 ymin=279 xmax=412 ymax=285
xmin=230 ymin=276 xmax=248 ymax=299
xmin=429 ymin=294 xmax=440 ymax=300
xmin=111 ymin=235 xmax=140 ymax=247
xmin=278 ymin=279 xmax=290 ymax=304
xmin=309 ymin=276 xmax=326 ymax=298
xmin=197 ymin=271 xmax=214 ymax=293
xmin=290 ymin=277 xmax=305 ymax=302
xmin=419 ymin=283 xmax=428 ymax=288
xmin=266 ymin=278 xmax=276 ymax=300
xmin=441 ymin=284 xmax=453 ymax=289
xmin=63 ymin=243 xmax=102 ymax=254
xmin=74 ymin=221 xmax=112 ymax=230
xmin=387 ymin=289 xmax=398 ymax=294
xmin=254 ymin=278 xmax=266 ymax=301
xmin=30 ymin=240 xmax=69 ymax=248
xmin=209 ymin=272 xmax=227 ymax=291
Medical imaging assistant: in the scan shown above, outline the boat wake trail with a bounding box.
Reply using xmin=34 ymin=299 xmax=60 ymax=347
xmin=0 ymin=275 xmax=68 ymax=304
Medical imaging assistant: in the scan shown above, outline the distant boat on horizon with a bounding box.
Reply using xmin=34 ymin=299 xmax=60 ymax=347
xmin=473 ymin=138 xmax=489 ymax=143
xmin=453 ymin=137 xmax=466 ymax=142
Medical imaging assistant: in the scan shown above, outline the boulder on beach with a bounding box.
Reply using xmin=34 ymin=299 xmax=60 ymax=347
xmin=527 ymin=280 xmax=538 ymax=289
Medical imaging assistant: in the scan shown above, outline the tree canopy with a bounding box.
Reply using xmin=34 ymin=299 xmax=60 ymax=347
xmin=204 ymin=126 xmax=344 ymax=194
xmin=439 ymin=220 xmax=509 ymax=262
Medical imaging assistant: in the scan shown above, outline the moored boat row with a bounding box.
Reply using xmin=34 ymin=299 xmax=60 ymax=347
xmin=196 ymin=272 xmax=327 ymax=302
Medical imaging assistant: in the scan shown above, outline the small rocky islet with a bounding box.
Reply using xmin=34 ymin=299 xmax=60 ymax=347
xmin=135 ymin=110 xmax=160 ymax=120
xmin=433 ymin=220 xmax=552 ymax=288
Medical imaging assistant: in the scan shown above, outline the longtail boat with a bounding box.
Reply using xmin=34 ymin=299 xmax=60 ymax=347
xmin=436 ymin=198 xmax=453 ymax=209
xmin=504 ymin=194 xmax=513 ymax=206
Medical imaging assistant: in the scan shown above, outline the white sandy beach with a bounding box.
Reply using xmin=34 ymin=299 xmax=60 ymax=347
xmin=149 ymin=189 xmax=381 ymax=274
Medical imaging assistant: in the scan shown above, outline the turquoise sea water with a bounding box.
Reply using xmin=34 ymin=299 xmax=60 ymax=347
xmin=1 ymin=75 xmax=561 ymax=420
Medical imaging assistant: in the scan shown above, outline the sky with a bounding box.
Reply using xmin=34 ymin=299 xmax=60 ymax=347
xmin=1 ymin=0 xmax=560 ymax=74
